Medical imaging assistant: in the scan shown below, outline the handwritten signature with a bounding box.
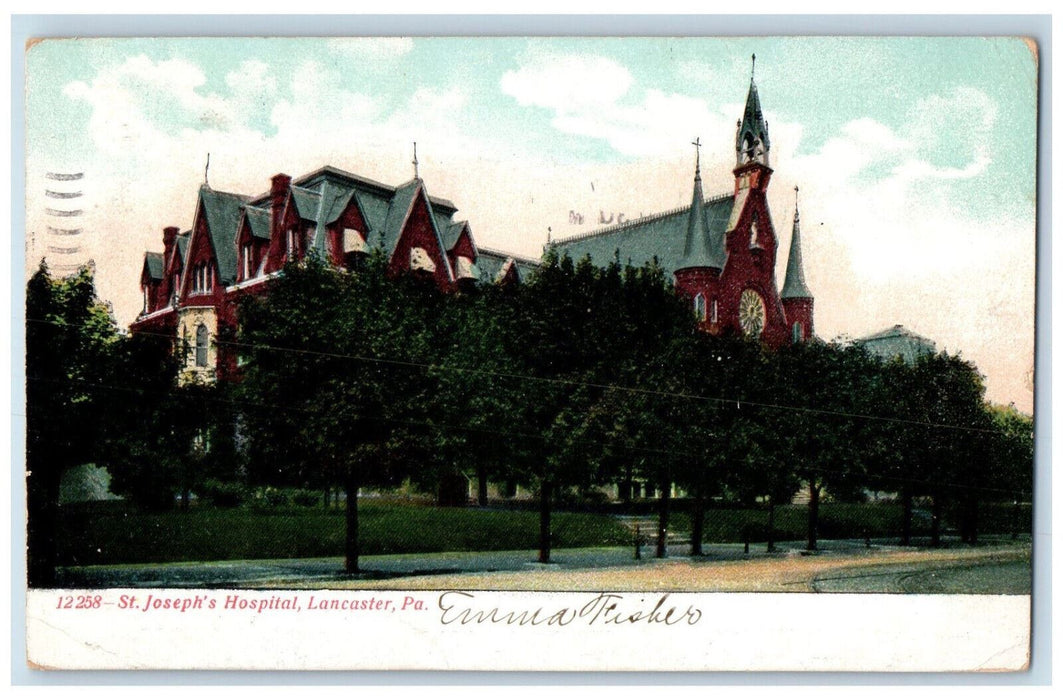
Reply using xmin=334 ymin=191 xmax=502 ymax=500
xmin=438 ymin=591 xmax=702 ymax=627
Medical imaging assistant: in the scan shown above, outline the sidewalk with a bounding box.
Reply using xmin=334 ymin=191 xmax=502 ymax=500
xmin=55 ymin=536 xmax=1007 ymax=589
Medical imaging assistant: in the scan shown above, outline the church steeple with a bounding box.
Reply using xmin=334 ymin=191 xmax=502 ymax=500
xmin=735 ymin=54 xmax=771 ymax=169
xmin=678 ymin=137 xmax=725 ymax=271
xmin=781 ymin=186 xmax=812 ymax=300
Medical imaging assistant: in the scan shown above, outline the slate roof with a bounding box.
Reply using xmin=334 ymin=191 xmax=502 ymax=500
xmin=677 ymin=170 xmax=727 ymax=270
xmin=554 ymin=193 xmax=734 ymax=276
xmin=382 ymin=179 xmax=422 ymax=256
xmin=175 ymin=233 xmax=189 ymax=265
xmin=738 ymin=78 xmax=770 ymax=153
xmin=476 ymin=247 xmax=539 ymax=284
xmin=856 ymin=325 xmax=936 ymax=364
xmin=244 ymin=206 xmax=271 ymax=240
xmin=144 ymin=252 xmax=164 ymax=280
xmin=289 ymin=185 xmax=322 ymax=221
xmin=198 ymin=186 xmax=249 ymax=286
xmin=442 ymin=220 xmax=467 ymax=251
xmin=780 ymin=205 xmax=812 ymax=299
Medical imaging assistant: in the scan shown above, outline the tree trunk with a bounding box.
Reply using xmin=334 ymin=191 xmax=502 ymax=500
xmin=806 ymin=477 xmax=819 ymax=551
xmin=930 ymin=491 xmax=942 ymax=548
xmin=622 ymin=463 xmax=633 ymax=504
xmin=964 ymin=490 xmax=979 ymax=545
xmin=901 ymin=484 xmax=913 ymax=546
xmin=477 ymin=466 xmax=489 ymax=507
xmin=538 ymin=479 xmax=552 ymax=564
xmin=181 ymin=484 xmax=191 ymax=512
xmin=322 ymin=486 xmax=330 ymax=509
xmin=27 ymin=464 xmax=62 ymax=588
xmin=656 ymin=473 xmax=671 ymax=559
xmin=690 ymin=478 xmax=705 ymax=556
xmin=344 ymin=467 xmax=360 ymax=574
xmin=767 ymin=496 xmax=777 ymax=553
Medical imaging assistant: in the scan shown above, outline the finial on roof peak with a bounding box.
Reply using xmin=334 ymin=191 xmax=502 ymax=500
xmin=751 ymin=53 xmax=756 ymax=82
xmin=691 ymin=136 xmax=702 ymax=176
xmin=412 ymin=141 xmax=419 ymax=180
xmin=204 ymin=152 xmax=211 ymax=189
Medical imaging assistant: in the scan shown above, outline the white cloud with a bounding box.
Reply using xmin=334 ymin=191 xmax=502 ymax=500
xmin=501 ymin=54 xmax=745 ymax=158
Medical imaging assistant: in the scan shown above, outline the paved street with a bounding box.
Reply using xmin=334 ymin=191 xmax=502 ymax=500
xmin=57 ymin=538 xmax=1031 ymax=594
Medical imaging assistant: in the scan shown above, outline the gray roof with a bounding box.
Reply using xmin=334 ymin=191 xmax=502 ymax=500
xmin=554 ymin=193 xmax=734 ymax=276
xmin=737 ymin=78 xmax=770 ymax=153
xmin=144 ymin=252 xmax=164 ymax=280
xmin=780 ymin=205 xmax=812 ymax=299
xmin=677 ymin=170 xmax=726 ymax=270
xmin=289 ymin=185 xmax=322 ymax=221
xmin=244 ymin=206 xmax=271 ymax=240
xmin=856 ymin=325 xmax=936 ymax=364
xmin=442 ymin=220 xmax=467 ymax=251
xmin=175 ymin=233 xmax=189 ymax=266
xmin=382 ymin=179 xmax=421 ymax=255
xmin=476 ymin=247 xmax=540 ymax=284
xmin=198 ymin=186 xmax=248 ymax=285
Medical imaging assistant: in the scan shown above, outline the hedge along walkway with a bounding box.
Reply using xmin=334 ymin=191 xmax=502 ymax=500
xmin=316 ymin=543 xmax=1031 ymax=593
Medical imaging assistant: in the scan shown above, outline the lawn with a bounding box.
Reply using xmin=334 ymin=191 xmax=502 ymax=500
xmin=56 ymin=500 xmax=631 ymax=567
xmin=670 ymin=501 xmax=1032 ymax=544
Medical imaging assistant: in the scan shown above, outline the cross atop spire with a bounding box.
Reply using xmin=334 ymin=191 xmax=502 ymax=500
xmin=411 ymin=141 xmax=419 ymax=180
xmin=692 ymin=137 xmax=702 ymax=176
xmin=794 ymin=185 xmax=800 ymax=221
xmin=735 ymin=57 xmax=770 ymax=168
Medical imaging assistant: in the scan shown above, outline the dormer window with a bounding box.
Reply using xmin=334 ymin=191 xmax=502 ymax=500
xmin=143 ymin=285 xmax=150 ymax=313
xmin=191 ymin=264 xmax=212 ymax=294
xmin=242 ymin=243 xmax=253 ymax=280
xmin=694 ymin=293 xmax=707 ymax=322
xmin=343 ymin=228 xmax=365 ymax=254
xmin=455 ymin=256 xmax=477 ymax=280
xmin=410 ymin=247 xmax=436 ymax=273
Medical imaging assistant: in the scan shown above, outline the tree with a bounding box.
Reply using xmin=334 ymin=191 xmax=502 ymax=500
xmin=236 ymin=254 xmax=438 ymax=573
xmin=772 ymin=341 xmax=879 ymax=551
xmin=26 ymin=262 xmax=120 ymax=586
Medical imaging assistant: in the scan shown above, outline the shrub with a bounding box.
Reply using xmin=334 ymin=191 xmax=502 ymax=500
xmin=293 ymin=490 xmax=321 ymax=508
xmin=199 ymin=479 xmax=248 ymax=508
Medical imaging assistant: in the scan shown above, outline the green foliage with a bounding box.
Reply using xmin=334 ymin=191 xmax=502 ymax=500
xmin=26 ymin=262 xmax=123 ymax=585
xmin=199 ymin=479 xmax=250 ymax=508
xmin=55 ymin=501 xmax=630 ymax=566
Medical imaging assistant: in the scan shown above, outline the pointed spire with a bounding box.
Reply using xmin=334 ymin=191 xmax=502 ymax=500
xmin=781 ymin=185 xmax=812 ymax=299
xmin=678 ymin=144 xmax=725 ymax=271
xmin=736 ymin=55 xmax=770 ymax=167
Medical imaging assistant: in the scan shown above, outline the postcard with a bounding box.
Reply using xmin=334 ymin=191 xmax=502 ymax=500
xmin=21 ymin=32 xmax=1037 ymax=672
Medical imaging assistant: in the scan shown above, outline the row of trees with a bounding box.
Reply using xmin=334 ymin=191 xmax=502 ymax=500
xmin=26 ymin=253 xmax=1034 ymax=583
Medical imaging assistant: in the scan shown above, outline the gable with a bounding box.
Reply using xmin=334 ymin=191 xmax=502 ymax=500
xmin=388 ymin=187 xmax=454 ymax=282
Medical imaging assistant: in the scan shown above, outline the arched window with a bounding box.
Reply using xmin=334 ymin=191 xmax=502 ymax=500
xmin=711 ymin=299 xmax=718 ymax=324
xmin=693 ymin=293 xmax=707 ymax=322
xmin=195 ymin=324 xmax=209 ymax=368
xmin=792 ymin=322 xmax=803 ymax=344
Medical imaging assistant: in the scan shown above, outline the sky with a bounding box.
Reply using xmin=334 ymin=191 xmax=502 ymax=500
xmin=23 ymin=36 xmax=1038 ymax=412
